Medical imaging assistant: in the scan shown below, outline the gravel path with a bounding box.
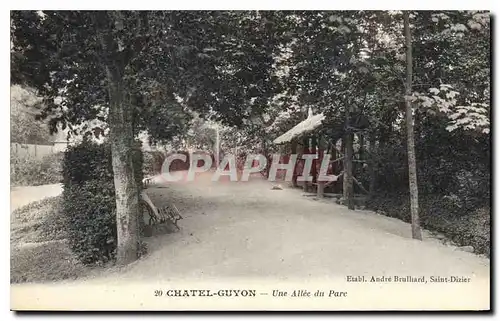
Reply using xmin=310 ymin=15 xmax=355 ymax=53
xmin=11 ymin=172 xmax=490 ymax=310
xmin=10 ymin=184 xmax=62 ymax=212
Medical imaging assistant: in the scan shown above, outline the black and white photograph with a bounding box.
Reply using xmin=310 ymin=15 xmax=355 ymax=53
xmin=8 ymin=6 xmax=491 ymax=311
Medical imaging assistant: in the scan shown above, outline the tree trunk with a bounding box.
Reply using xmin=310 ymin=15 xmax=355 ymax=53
xmin=368 ymin=131 xmax=377 ymax=195
xmin=106 ymin=66 xmax=141 ymax=265
xmin=94 ymin=11 xmax=141 ymax=266
xmin=404 ymin=11 xmax=423 ymax=241
xmin=344 ymin=131 xmax=355 ymax=210
xmin=261 ymin=138 xmax=271 ymax=179
xmin=342 ymin=136 xmax=346 ymax=198
xmin=359 ymin=134 xmax=365 ymax=162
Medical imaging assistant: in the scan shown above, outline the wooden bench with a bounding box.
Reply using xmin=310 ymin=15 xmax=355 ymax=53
xmin=139 ymin=191 xmax=183 ymax=235
xmin=142 ymin=176 xmax=155 ymax=188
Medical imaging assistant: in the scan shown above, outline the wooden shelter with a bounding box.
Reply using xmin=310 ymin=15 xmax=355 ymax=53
xmin=273 ymin=108 xmax=325 ymax=144
xmin=272 ymin=108 xmax=369 ymax=203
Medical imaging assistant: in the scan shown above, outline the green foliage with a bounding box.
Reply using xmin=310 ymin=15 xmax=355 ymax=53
xmin=367 ymin=104 xmax=490 ymax=256
xmin=10 ymin=11 xmax=283 ymax=142
xmin=451 ymin=207 xmax=490 ymax=257
xmin=62 ymin=179 xmax=117 ymax=265
xmin=143 ymin=151 xmax=165 ymax=176
xmin=61 ymin=139 xmax=143 ymax=264
xmin=10 ymin=153 xmax=63 ymax=186
xmin=371 ymin=143 xmax=409 ymax=193
xmin=10 ymin=85 xmax=52 ymax=144
xmin=11 ymin=11 xmax=491 ymax=258
xmin=367 ymin=195 xmax=490 ymax=257
xmin=62 ymin=140 xmax=113 ymax=187
xmin=415 ymin=114 xmax=490 ymax=205
xmin=62 ymin=139 xmax=144 ymax=188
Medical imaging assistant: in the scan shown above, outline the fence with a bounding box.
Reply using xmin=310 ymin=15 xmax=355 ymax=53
xmin=10 ymin=142 xmax=67 ymax=159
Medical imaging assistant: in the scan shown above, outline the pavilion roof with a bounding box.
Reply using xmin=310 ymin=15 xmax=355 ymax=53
xmin=273 ymin=112 xmax=325 ymax=145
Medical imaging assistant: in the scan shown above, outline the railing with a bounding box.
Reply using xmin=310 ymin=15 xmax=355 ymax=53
xmin=10 ymin=142 xmax=67 ymax=159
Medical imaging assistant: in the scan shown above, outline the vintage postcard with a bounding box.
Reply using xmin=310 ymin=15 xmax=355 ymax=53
xmin=10 ymin=8 xmax=491 ymax=311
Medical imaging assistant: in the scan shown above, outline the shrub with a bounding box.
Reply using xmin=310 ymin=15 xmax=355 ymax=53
xmin=442 ymin=206 xmax=490 ymax=257
xmin=10 ymin=152 xmax=63 ymax=186
xmin=62 ymin=140 xmax=113 ymax=187
xmin=366 ymin=194 xmax=491 ymax=257
xmin=364 ymin=120 xmax=490 ymax=257
xmin=62 ymin=179 xmax=117 ymax=264
xmin=143 ymin=151 xmax=165 ymax=176
xmin=61 ymin=138 xmax=144 ymax=265
xmin=62 ymin=139 xmax=144 ymax=189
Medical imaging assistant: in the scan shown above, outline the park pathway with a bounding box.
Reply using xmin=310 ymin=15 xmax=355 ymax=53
xmin=10 ymin=184 xmax=62 ymax=212
xmin=120 ymin=172 xmax=491 ymax=280
xmin=11 ymin=172 xmax=490 ymax=310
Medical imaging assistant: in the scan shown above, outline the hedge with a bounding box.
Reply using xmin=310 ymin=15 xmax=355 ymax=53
xmin=61 ymin=139 xmax=144 ymax=265
xmin=62 ymin=140 xmax=143 ymax=188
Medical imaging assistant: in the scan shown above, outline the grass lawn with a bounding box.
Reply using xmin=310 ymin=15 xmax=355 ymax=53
xmin=10 ymin=196 xmax=89 ymax=283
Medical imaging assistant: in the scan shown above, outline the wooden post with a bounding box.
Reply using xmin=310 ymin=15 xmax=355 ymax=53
xmin=302 ymin=137 xmax=309 ymax=192
xmin=311 ymin=136 xmax=317 ymax=184
xmin=291 ymin=140 xmax=298 ymax=187
xmin=317 ymin=181 xmax=325 ymax=198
